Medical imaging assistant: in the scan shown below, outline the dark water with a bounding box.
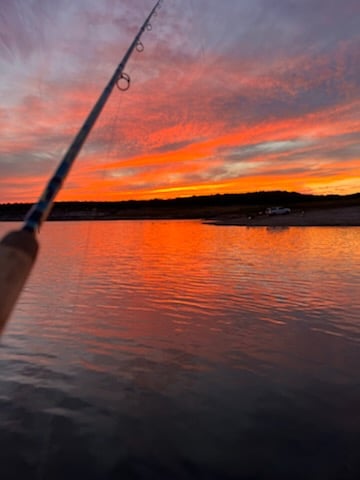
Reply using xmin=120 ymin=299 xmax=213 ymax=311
xmin=0 ymin=221 xmax=359 ymax=479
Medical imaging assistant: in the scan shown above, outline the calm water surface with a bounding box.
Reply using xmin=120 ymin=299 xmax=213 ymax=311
xmin=0 ymin=221 xmax=359 ymax=479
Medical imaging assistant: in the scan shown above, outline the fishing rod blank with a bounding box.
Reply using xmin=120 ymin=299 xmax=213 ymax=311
xmin=0 ymin=0 xmax=163 ymax=334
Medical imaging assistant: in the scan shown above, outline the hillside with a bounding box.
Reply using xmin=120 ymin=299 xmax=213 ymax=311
xmin=0 ymin=191 xmax=359 ymax=222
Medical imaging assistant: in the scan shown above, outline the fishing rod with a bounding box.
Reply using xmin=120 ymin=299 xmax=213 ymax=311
xmin=0 ymin=0 xmax=163 ymax=334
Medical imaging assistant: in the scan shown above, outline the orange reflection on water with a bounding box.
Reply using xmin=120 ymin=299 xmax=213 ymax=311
xmin=4 ymin=222 xmax=359 ymax=386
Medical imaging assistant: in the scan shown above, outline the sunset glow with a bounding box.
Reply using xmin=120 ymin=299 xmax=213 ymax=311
xmin=0 ymin=0 xmax=359 ymax=203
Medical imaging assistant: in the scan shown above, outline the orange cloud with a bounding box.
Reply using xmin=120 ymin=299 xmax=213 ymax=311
xmin=1 ymin=4 xmax=359 ymax=203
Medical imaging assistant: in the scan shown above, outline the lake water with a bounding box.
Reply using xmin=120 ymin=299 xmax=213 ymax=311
xmin=0 ymin=221 xmax=359 ymax=479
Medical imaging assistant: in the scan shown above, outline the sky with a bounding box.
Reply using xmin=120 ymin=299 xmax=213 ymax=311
xmin=0 ymin=0 xmax=359 ymax=203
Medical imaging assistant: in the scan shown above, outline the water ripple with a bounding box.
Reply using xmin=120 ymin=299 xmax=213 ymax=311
xmin=0 ymin=222 xmax=359 ymax=478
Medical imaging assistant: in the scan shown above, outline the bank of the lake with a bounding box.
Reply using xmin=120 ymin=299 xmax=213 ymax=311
xmin=1 ymin=192 xmax=360 ymax=225
xmin=208 ymin=205 xmax=360 ymax=227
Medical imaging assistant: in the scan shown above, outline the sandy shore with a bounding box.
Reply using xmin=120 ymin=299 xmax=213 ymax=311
xmin=206 ymin=205 xmax=360 ymax=227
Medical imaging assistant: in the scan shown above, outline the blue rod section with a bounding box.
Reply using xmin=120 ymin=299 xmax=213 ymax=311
xmin=23 ymin=0 xmax=162 ymax=233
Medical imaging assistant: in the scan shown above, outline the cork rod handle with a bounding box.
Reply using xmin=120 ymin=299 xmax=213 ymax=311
xmin=0 ymin=230 xmax=38 ymax=334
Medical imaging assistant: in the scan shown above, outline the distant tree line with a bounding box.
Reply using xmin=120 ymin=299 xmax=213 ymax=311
xmin=0 ymin=191 xmax=359 ymax=221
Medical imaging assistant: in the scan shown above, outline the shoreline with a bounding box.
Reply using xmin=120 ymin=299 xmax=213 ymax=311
xmin=1 ymin=193 xmax=359 ymax=226
xmin=0 ymin=206 xmax=359 ymax=227
xmin=206 ymin=206 xmax=360 ymax=227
